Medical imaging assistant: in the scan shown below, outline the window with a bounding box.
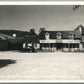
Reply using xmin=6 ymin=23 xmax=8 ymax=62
xmin=53 ymin=43 xmax=56 ymax=47
xmin=34 ymin=43 xmax=37 ymax=47
xmin=69 ymin=32 xmax=75 ymax=39
xmin=56 ymin=32 xmax=62 ymax=40
xmin=75 ymin=44 xmax=79 ymax=48
xmin=28 ymin=43 xmax=32 ymax=46
xmin=13 ymin=33 xmax=16 ymax=37
xmin=66 ymin=44 xmax=68 ymax=48
xmin=70 ymin=44 xmax=76 ymax=48
xmin=45 ymin=32 xmax=50 ymax=40
xmin=50 ymin=44 xmax=53 ymax=48
xmin=23 ymin=43 xmax=26 ymax=48
xmin=63 ymin=43 xmax=68 ymax=48
xmin=44 ymin=43 xmax=46 ymax=47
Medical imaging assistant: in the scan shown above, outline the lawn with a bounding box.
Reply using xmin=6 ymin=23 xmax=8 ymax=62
xmin=0 ymin=51 xmax=84 ymax=81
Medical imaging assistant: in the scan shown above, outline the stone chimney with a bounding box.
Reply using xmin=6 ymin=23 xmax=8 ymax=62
xmin=39 ymin=28 xmax=45 ymax=33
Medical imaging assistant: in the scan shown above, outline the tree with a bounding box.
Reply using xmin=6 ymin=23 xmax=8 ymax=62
xmin=73 ymin=5 xmax=83 ymax=11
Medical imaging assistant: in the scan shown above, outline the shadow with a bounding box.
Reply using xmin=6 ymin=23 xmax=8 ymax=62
xmin=0 ymin=59 xmax=16 ymax=68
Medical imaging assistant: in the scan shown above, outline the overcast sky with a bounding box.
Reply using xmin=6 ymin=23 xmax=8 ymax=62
xmin=0 ymin=5 xmax=84 ymax=33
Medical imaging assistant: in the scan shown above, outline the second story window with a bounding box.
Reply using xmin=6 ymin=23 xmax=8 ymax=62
xmin=45 ymin=32 xmax=50 ymax=40
xmin=56 ymin=32 xmax=62 ymax=40
xmin=69 ymin=32 xmax=75 ymax=40
xmin=13 ymin=33 xmax=16 ymax=37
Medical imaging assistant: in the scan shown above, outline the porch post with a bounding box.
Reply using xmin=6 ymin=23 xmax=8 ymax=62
xmin=43 ymin=43 xmax=44 ymax=51
xmin=49 ymin=43 xmax=50 ymax=52
xmin=79 ymin=43 xmax=83 ymax=51
xmin=68 ymin=43 xmax=70 ymax=52
xmin=72 ymin=43 xmax=73 ymax=52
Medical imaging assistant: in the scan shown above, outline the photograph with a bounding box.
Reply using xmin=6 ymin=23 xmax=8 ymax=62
xmin=0 ymin=2 xmax=84 ymax=82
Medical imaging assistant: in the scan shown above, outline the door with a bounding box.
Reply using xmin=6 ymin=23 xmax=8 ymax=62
xmin=56 ymin=43 xmax=62 ymax=50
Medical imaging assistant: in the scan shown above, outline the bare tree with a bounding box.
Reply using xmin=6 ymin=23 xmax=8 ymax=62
xmin=73 ymin=5 xmax=83 ymax=11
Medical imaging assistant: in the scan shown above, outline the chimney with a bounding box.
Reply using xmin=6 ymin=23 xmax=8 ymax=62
xmin=30 ymin=28 xmax=36 ymax=35
xmin=39 ymin=28 xmax=45 ymax=33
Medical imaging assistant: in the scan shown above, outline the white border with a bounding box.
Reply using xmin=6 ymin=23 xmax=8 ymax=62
xmin=1 ymin=80 xmax=84 ymax=83
xmin=0 ymin=1 xmax=84 ymax=5
xmin=0 ymin=1 xmax=84 ymax=83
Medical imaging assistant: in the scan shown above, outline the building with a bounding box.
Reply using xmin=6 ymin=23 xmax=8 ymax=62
xmin=0 ymin=33 xmax=24 ymax=51
xmin=0 ymin=29 xmax=40 ymax=52
xmin=39 ymin=25 xmax=84 ymax=52
xmin=22 ymin=35 xmax=40 ymax=51
xmin=0 ymin=25 xmax=84 ymax=52
xmin=21 ymin=29 xmax=40 ymax=52
xmin=8 ymin=37 xmax=24 ymax=50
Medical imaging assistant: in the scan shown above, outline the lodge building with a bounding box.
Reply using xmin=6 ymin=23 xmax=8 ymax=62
xmin=0 ymin=24 xmax=84 ymax=52
xmin=39 ymin=25 xmax=84 ymax=52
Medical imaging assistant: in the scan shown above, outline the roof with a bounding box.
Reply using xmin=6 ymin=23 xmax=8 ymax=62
xmin=0 ymin=30 xmax=37 ymax=37
xmin=0 ymin=33 xmax=15 ymax=40
xmin=0 ymin=33 xmax=24 ymax=43
xmin=39 ymin=30 xmax=81 ymax=40
xmin=0 ymin=30 xmax=38 ymax=43
xmin=8 ymin=37 xmax=24 ymax=44
xmin=24 ymin=35 xmax=39 ymax=43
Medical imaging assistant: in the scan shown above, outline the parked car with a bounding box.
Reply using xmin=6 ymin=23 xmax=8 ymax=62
xmin=20 ymin=46 xmax=35 ymax=52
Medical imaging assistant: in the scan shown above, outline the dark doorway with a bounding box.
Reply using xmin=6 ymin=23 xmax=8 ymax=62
xmin=56 ymin=43 xmax=62 ymax=50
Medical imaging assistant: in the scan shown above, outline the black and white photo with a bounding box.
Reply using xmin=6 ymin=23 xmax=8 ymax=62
xmin=0 ymin=3 xmax=83 ymax=82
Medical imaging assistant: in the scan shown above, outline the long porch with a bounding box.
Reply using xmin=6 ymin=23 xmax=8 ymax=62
xmin=40 ymin=43 xmax=80 ymax=52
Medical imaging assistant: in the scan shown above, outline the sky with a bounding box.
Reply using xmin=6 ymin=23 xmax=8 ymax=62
xmin=0 ymin=5 xmax=84 ymax=33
